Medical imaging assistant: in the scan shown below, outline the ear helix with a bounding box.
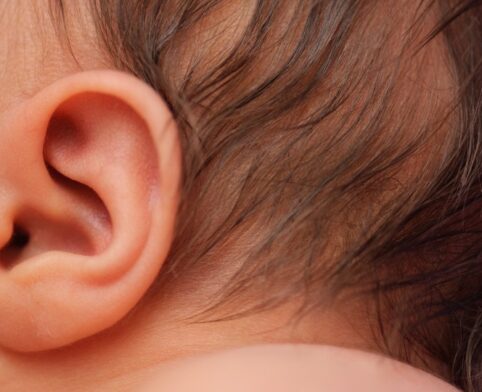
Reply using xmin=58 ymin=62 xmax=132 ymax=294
xmin=0 ymin=71 xmax=181 ymax=352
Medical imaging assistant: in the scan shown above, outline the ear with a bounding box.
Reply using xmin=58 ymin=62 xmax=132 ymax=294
xmin=0 ymin=71 xmax=181 ymax=352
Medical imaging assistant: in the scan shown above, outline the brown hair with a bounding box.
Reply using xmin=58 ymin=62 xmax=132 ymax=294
xmin=54 ymin=0 xmax=481 ymax=390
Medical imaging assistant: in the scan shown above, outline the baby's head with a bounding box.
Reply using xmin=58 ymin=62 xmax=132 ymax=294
xmin=0 ymin=1 xmax=480 ymax=390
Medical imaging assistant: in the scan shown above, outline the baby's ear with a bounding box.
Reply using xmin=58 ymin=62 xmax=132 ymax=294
xmin=0 ymin=71 xmax=181 ymax=352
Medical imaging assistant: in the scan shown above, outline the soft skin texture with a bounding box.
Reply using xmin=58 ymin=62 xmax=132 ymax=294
xmin=141 ymin=345 xmax=460 ymax=392
xmin=0 ymin=2 xmax=459 ymax=391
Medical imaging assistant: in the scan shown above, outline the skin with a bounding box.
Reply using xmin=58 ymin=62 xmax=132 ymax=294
xmin=0 ymin=2 xmax=460 ymax=391
xmin=140 ymin=345 xmax=460 ymax=392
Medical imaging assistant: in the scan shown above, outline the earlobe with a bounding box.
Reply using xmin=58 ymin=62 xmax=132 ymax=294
xmin=0 ymin=71 xmax=181 ymax=352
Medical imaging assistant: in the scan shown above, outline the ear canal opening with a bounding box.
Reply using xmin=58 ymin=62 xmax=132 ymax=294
xmin=9 ymin=225 xmax=30 ymax=248
xmin=0 ymin=224 xmax=30 ymax=269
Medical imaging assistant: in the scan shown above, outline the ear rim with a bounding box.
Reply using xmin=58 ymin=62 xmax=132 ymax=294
xmin=0 ymin=70 xmax=182 ymax=352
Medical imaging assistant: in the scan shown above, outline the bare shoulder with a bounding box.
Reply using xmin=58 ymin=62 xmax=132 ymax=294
xmin=140 ymin=344 xmax=459 ymax=391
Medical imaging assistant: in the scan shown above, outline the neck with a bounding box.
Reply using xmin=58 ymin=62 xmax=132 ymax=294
xmin=0 ymin=292 xmax=373 ymax=391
